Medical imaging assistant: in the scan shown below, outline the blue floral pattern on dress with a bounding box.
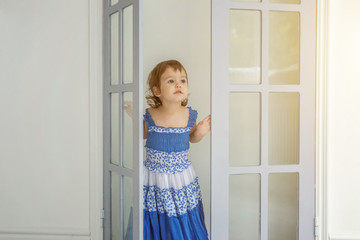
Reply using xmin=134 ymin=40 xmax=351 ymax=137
xmin=143 ymin=177 xmax=202 ymax=217
xmin=144 ymin=148 xmax=191 ymax=174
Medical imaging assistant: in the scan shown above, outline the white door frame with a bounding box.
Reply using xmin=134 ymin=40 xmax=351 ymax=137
xmin=89 ymin=0 xmax=144 ymax=239
xmin=211 ymin=0 xmax=318 ymax=239
xmin=101 ymin=0 xmax=143 ymax=239
xmin=315 ymin=0 xmax=330 ymax=239
xmin=89 ymin=0 xmax=104 ymax=239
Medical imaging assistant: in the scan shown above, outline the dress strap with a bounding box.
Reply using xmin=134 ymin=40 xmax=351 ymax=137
xmin=143 ymin=108 xmax=156 ymax=127
xmin=187 ymin=107 xmax=198 ymax=128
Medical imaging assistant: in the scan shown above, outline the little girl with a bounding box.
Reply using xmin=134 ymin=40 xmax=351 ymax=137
xmin=143 ymin=60 xmax=210 ymax=240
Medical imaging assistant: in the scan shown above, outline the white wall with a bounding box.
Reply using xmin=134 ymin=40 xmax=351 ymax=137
xmin=143 ymin=0 xmax=211 ymax=230
xmin=3 ymin=0 xmax=360 ymax=239
xmin=327 ymin=0 xmax=360 ymax=239
xmin=0 ymin=1 xmax=98 ymax=239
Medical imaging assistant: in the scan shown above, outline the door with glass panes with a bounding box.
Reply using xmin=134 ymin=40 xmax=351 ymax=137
xmin=103 ymin=0 xmax=316 ymax=239
xmin=211 ymin=0 xmax=316 ymax=239
xmin=103 ymin=0 xmax=143 ymax=239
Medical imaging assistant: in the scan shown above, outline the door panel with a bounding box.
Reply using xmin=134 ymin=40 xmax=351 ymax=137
xmin=104 ymin=0 xmax=143 ymax=239
xmin=212 ymin=0 xmax=316 ymax=239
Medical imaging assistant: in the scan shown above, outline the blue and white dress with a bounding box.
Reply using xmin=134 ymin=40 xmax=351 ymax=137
xmin=143 ymin=107 xmax=208 ymax=240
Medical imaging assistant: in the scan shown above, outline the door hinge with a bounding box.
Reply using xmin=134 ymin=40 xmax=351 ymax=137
xmin=101 ymin=209 xmax=105 ymax=228
xmin=314 ymin=217 xmax=319 ymax=237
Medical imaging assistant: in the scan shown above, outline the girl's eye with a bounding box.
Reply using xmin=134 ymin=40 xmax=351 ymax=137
xmin=168 ymin=79 xmax=174 ymax=83
xmin=181 ymin=79 xmax=187 ymax=83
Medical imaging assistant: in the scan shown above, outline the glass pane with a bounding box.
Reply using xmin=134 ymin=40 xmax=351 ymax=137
xmin=269 ymin=11 xmax=300 ymax=85
xmin=229 ymin=93 xmax=261 ymax=166
xmin=110 ymin=0 xmax=118 ymax=6
xmin=123 ymin=176 xmax=133 ymax=239
xmin=111 ymin=93 xmax=120 ymax=165
xmin=111 ymin=172 xmax=120 ymax=240
xmin=123 ymin=92 xmax=133 ymax=169
xmin=229 ymin=10 xmax=261 ymax=84
xmin=229 ymin=174 xmax=260 ymax=240
xmin=268 ymin=92 xmax=299 ymax=165
xmin=270 ymin=0 xmax=300 ymax=4
xmin=110 ymin=12 xmax=119 ymax=85
xmin=123 ymin=5 xmax=133 ymax=84
xmin=269 ymin=173 xmax=299 ymax=240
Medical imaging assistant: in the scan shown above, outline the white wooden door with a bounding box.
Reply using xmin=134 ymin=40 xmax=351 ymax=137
xmin=103 ymin=0 xmax=143 ymax=239
xmin=211 ymin=0 xmax=316 ymax=239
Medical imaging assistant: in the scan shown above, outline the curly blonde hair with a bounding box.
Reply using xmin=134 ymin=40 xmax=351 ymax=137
xmin=146 ymin=60 xmax=189 ymax=108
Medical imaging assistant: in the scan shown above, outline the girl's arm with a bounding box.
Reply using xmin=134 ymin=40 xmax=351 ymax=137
xmin=124 ymin=101 xmax=147 ymax=139
xmin=143 ymin=120 xmax=148 ymax=139
xmin=124 ymin=101 xmax=133 ymax=118
xmin=190 ymin=114 xmax=211 ymax=143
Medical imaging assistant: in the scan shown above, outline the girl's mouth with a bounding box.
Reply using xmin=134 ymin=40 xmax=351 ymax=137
xmin=174 ymin=90 xmax=182 ymax=94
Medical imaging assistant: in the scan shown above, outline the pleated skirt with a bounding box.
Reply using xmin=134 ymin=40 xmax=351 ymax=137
xmin=143 ymin=166 xmax=208 ymax=240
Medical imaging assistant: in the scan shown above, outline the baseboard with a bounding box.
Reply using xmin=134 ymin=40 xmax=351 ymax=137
xmin=0 ymin=235 xmax=89 ymax=240
xmin=329 ymin=235 xmax=360 ymax=240
xmin=0 ymin=228 xmax=90 ymax=240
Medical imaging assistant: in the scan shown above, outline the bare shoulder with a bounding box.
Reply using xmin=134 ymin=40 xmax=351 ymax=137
xmin=178 ymin=107 xmax=190 ymax=118
xmin=147 ymin=107 xmax=158 ymax=117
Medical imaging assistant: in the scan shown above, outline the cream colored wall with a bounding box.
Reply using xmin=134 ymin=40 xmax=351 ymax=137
xmin=0 ymin=1 xmax=93 ymax=239
xmin=327 ymin=0 xmax=360 ymax=238
xmin=4 ymin=1 xmax=360 ymax=239
xmin=142 ymin=0 xmax=211 ymax=230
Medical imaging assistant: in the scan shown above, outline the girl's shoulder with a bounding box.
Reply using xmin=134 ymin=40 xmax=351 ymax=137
xmin=143 ymin=107 xmax=156 ymax=127
xmin=147 ymin=106 xmax=156 ymax=112
xmin=187 ymin=106 xmax=198 ymax=127
xmin=146 ymin=107 xmax=160 ymax=116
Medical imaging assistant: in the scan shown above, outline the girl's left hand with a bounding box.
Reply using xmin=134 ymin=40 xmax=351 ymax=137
xmin=196 ymin=114 xmax=211 ymax=137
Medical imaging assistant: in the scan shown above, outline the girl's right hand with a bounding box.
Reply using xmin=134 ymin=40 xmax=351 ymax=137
xmin=124 ymin=101 xmax=133 ymax=118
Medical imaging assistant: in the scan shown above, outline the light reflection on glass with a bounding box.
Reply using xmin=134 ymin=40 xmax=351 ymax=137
xmin=269 ymin=11 xmax=300 ymax=85
xmin=229 ymin=10 xmax=261 ymax=84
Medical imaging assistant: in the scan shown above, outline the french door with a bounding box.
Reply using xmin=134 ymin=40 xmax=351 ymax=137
xmin=103 ymin=0 xmax=316 ymax=239
xmin=103 ymin=0 xmax=143 ymax=239
xmin=211 ymin=0 xmax=316 ymax=239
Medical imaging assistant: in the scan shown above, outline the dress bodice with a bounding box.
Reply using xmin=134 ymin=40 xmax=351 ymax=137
xmin=143 ymin=107 xmax=198 ymax=153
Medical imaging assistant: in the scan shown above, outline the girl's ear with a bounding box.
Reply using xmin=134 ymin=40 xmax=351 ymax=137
xmin=152 ymin=86 xmax=161 ymax=97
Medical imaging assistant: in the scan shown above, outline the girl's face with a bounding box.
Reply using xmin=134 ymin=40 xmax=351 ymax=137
xmin=153 ymin=67 xmax=188 ymax=105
